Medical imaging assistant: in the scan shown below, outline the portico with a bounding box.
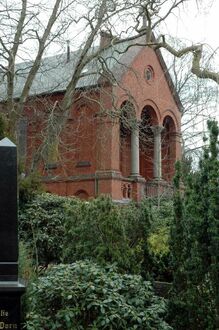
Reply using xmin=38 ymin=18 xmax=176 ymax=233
xmin=119 ymin=101 xmax=179 ymax=201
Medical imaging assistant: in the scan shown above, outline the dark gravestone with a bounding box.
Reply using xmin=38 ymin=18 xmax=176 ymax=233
xmin=0 ymin=138 xmax=25 ymax=330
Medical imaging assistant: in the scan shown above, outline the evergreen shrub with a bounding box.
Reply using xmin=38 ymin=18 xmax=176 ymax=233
xmin=20 ymin=193 xmax=174 ymax=279
xmin=62 ymin=195 xmax=151 ymax=275
xmin=169 ymin=120 xmax=219 ymax=329
xmin=146 ymin=199 xmax=174 ymax=281
xmin=25 ymin=260 xmax=172 ymax=330
xmin=19 ymin=193 xmax=78 ymax=265
xmin=18 ymin=171 xmax=43 ymax=205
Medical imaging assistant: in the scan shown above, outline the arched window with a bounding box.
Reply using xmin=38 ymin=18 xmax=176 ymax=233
xmin=139 ymin=106 xmax=158 ymax=180
xmin=162 ymin=116 xmax=176 ymax=181
xmin=75 ymin=189 xmax=89 ymax=200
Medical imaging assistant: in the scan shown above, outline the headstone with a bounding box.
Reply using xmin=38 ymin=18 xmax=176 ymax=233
xmin=0 ymin=138 xmax=25 ymax=330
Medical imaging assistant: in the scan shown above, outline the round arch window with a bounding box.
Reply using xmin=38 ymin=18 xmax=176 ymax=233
xmin=144 ymin=66 xmax=154 ymax=83
xmin=75 ymin=190 xmax=89 ymax=200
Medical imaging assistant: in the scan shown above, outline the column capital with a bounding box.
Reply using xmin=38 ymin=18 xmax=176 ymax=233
xmin=151 ymin=125 xmax=164 ymax=136
xmin=130 ymin=119 xmax=141 ymax=131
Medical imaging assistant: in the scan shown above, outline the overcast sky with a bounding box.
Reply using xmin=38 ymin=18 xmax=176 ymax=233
xmin=159 ymin=0 xmax=219 ymax=147
xmin=164 ymin=0 xmax=219 ymax=63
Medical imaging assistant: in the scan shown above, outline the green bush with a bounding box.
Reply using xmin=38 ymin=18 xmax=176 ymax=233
xmin=18 ymin=171 xmax=43 ymax=205
xmin=168 ymin=277 xmax=215 ymax=330
xmin=146 ymin=199 xmax=174 ymax=281
xmin=25 ymin=260 xmax=172 ymax=330
xmin=148 ymin=226 xmax=169 ymax=256
xmin=169 ymin=121 xmax=219 ymax=329
xmin=19 ymin=241 xmax=36 ymax=283
xmin=20 ymin=193 xmax=174 ymax=279
xmin=19 ymin=193 xmax=79 ymax=266
xmin=19 ymin=194 xmax=152 ymax=274
xmin=119 ymin=200 xmax=153 ymax=275
xmin=63 ymin=196 xmax=151 ymax=275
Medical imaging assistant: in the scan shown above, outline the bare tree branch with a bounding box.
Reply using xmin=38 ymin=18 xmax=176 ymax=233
xmin=156 ymin=36 xmax=219 ymax=84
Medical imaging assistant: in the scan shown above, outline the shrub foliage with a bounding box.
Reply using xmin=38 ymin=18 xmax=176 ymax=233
xmin=25 ymin=260 xmax=172 ymax=330
xmin=169 ymin=120 xmax=219 ymax=329
xmin=19 ymin=193 xmax=78 ymax=266
xmin=63 ymin=196 xmax=152 ymax=275
xmin=19 ymin=193 xmax=173 ymax=279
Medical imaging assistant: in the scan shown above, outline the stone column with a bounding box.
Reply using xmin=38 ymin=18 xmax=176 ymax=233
xmin=151 ymin=125 xmax=164 ymax=180
xmin=131 ymin=123 xmax=139 ymax=176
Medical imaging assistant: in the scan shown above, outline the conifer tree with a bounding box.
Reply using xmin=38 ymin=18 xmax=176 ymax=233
xmin=170 ymin=120 xmax=219 ymax=329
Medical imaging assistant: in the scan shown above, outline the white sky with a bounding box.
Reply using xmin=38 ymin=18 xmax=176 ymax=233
xmin=164 ymin=0 xmax=219 ymax=65
xmin=159 ymin=0 xmax=219 ymax=152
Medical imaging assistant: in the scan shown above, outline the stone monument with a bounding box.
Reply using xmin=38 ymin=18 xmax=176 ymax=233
xmin=0 ymin=138 xmax=25 ymax=329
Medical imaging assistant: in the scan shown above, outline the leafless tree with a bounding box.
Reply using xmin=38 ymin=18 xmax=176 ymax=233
xmin=0 ymin=0 xmax=218 ymax=172
xmin=162 ymin=43 xmax=218 ymax=160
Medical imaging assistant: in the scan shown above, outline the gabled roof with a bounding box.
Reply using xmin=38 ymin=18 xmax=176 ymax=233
xmin=155 ymin=47 xmax=183 ymax=112
xmin=0 ymin=39 xmax=135 ymax=100
xmin=0 ymin=34 xmax=182 ymax=111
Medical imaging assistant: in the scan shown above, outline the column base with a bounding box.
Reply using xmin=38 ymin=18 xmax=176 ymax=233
xmin=129 ymin=174 xmax=145 ymax=182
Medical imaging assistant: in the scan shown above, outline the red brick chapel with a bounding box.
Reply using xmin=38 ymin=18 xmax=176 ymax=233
xmin=15 ymin=32 xmax=182 ymax=202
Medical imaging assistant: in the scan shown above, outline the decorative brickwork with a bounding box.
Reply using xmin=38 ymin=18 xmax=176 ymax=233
xmin=22 ymin=35 xmax=181 ymax=201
